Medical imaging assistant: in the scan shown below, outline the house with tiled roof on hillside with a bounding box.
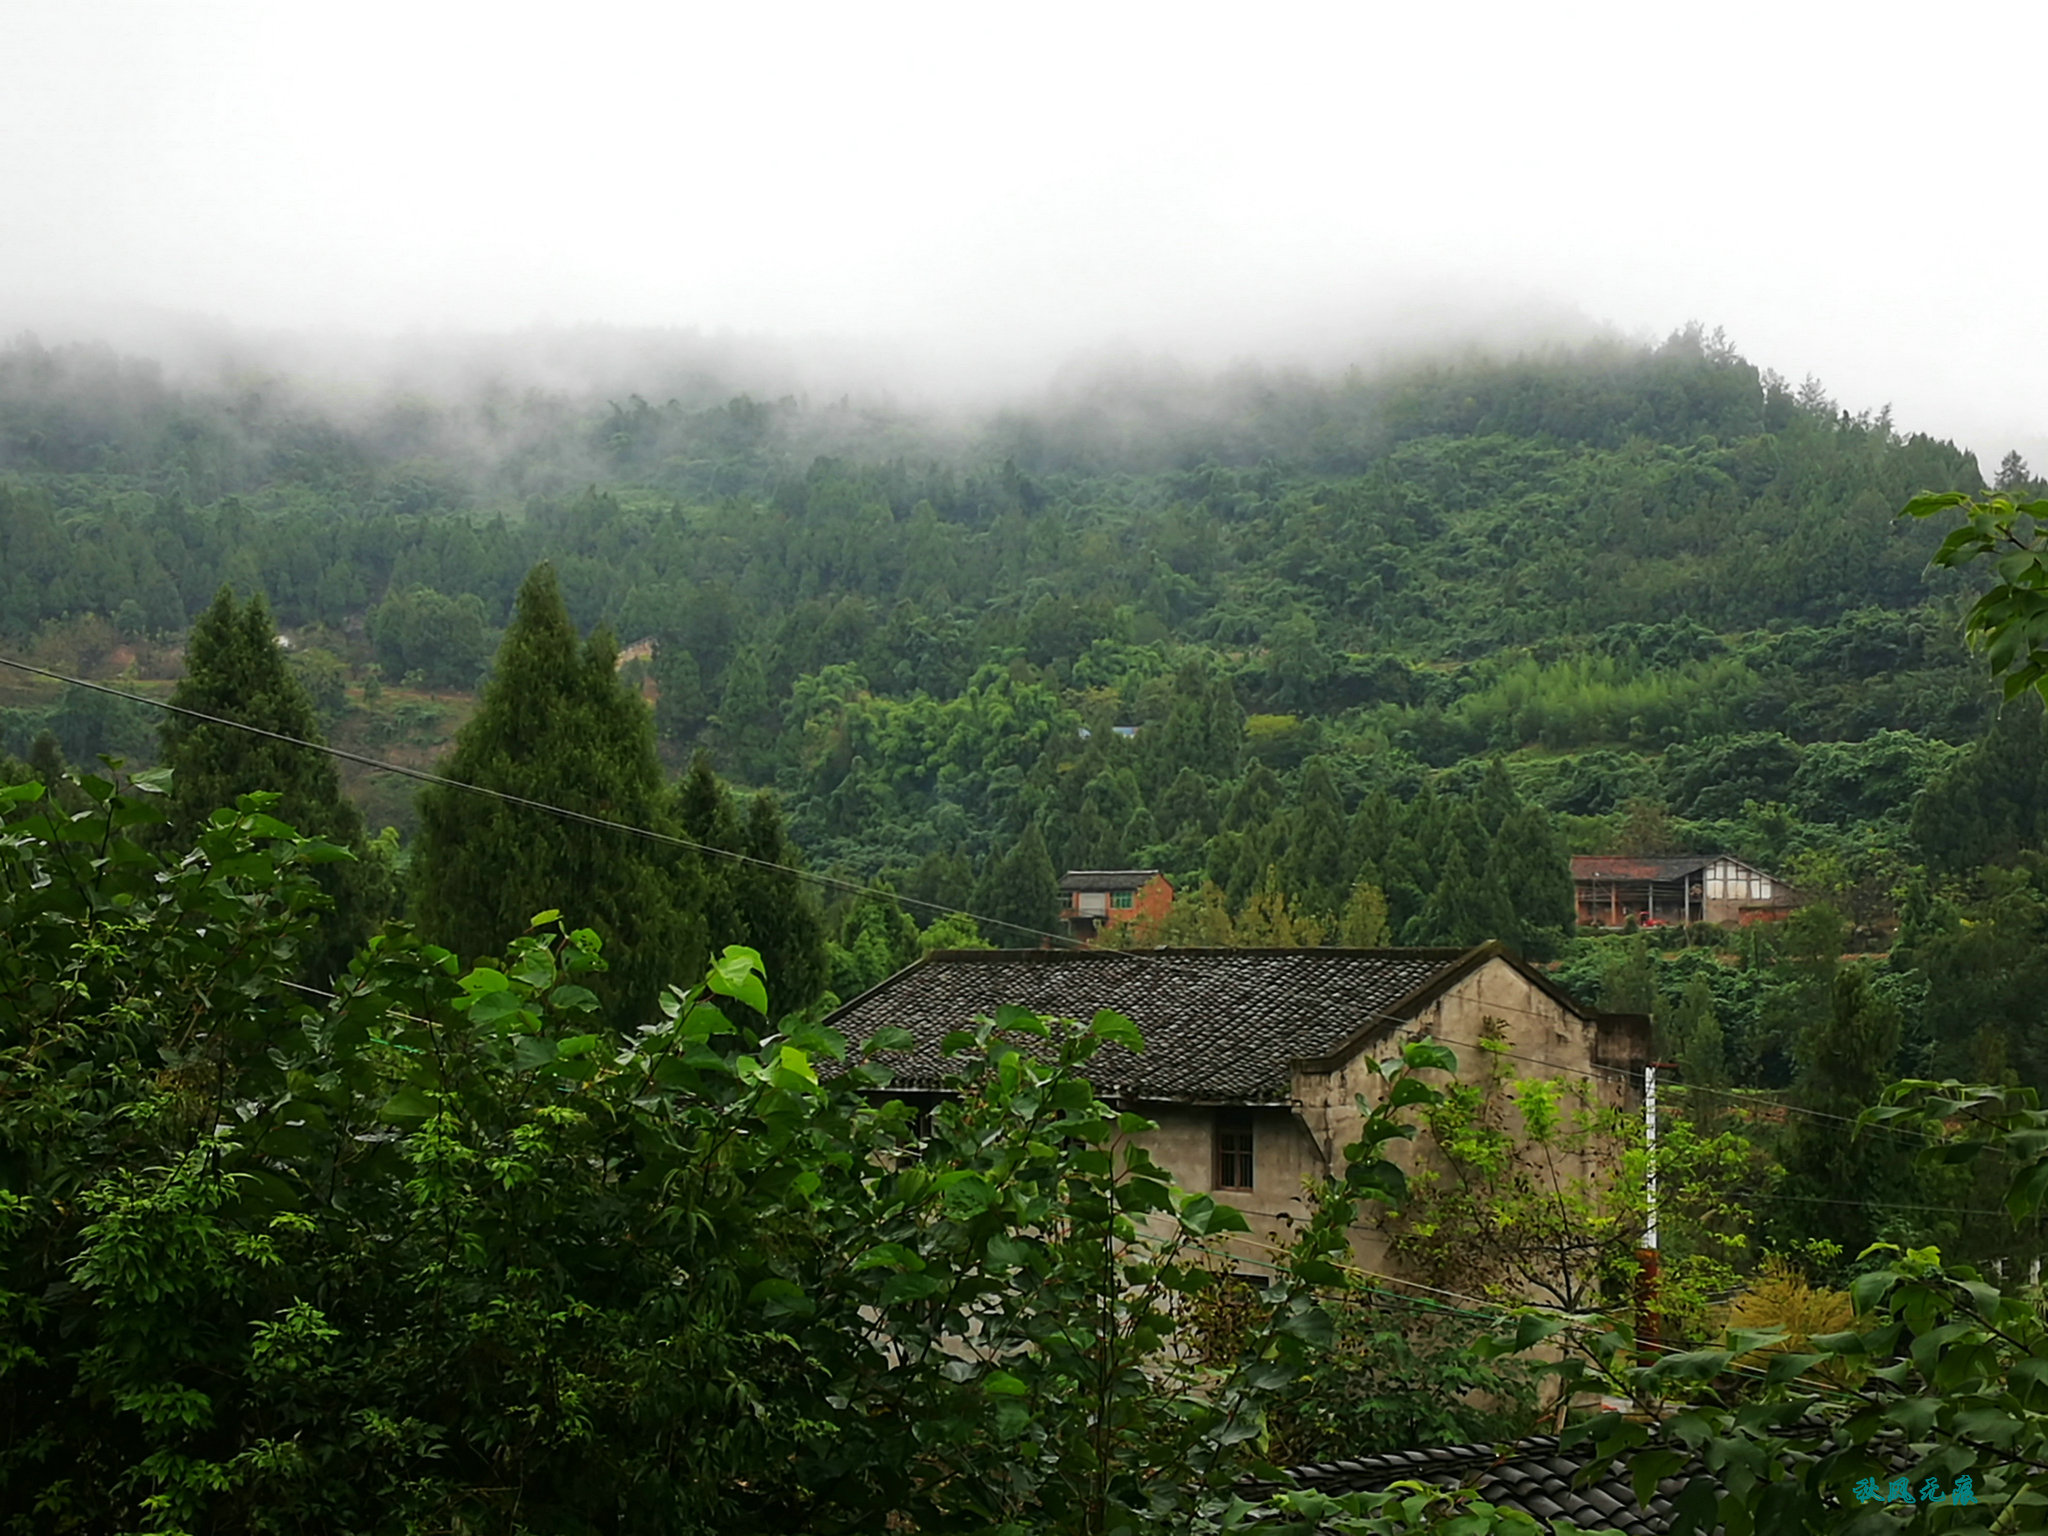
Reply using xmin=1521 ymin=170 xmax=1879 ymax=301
xmin=1572 ymin=853 xmax=1796 ymax=930
xmin=825 ymin=943 xmax=1649 ymax=1280
xmin=1057 ymin=868 xmax=1174 ymax=941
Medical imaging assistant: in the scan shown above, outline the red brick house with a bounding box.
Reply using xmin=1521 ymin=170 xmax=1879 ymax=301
xmin=1058 ymin=869 xmax=1174 ymax=941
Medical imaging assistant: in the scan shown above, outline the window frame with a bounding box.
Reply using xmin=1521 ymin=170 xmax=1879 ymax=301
xmin=1214 ymin=1107 xmax=1256 ymax=1192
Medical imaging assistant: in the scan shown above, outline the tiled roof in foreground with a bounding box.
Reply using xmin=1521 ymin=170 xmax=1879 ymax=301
xmin=1283 ymin=1436 xmax=1692 ymax=1534
xmin=825 ymin=944 xmax=1547 ymax=1102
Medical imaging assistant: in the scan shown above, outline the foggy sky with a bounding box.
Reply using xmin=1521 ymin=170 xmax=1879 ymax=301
xmin=3 ymin=1 xmax=2043 ymax=467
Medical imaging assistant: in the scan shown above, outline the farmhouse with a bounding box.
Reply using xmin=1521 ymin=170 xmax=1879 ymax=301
xmin=1571 ymin=853 xmax=1796 ymax=929
xmin=1057 ymin=868 xmax=1174 ymax=941
xmin=826 ymin=943 xmax=1648 ymax=1278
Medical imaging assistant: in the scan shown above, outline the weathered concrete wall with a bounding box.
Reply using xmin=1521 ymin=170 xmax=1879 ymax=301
xmin=1132 ymin=1103 xmax=1327 ymax=1274
xmin=1186 ymin=957 xmax=1638 ymax=1290
xmin=1083 ymin=957 xmax=1642 ymax=1298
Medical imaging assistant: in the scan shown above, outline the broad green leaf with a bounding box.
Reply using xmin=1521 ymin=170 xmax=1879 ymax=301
xmin=939 ymin=1174 xmax=999 ymax=1218
xmin=1090 ymin=1009 xmax=1144 ymax=1052
xmin=381 ymin=1086 xmax=435 ymax=1120
xmin=880 ymin=1272 xmax=942 ymax=1304
xmin=1402 ymin=1040 xmax=1459 ymax=1074
xmin=853 ymin=1243 xmax=925 ymax=1273
xmin=994 ymin=1003 xmax=1048 ymax=1036
xmin=1901 ymin=489 xmax=1973 ymax=519
xmin=746 ymin=1278 xmax=810 ymax=1317
xmin=1764 ymin=1351 xmax=1825 ymax=1384
xmin=707 ymin=945 xmax=768 ymax=1016
xmin=468 ymin=990 xmax=528 ymax=1026
xmin=510 ymin=1035 xmax=558 ymax=1071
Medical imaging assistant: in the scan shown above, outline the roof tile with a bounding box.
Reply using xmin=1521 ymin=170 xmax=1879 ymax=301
xmin=825 ymin=946 xmax=1491 ymax=1101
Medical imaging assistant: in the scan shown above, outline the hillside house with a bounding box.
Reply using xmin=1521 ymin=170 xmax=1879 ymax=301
xmin=1571 ymin=854 xmax=1795 ymax=929
xmin=1058 ymin=868 xmax=1174 ymax=941
xmin=826 ymin=943 xmax=1648 ymax=1281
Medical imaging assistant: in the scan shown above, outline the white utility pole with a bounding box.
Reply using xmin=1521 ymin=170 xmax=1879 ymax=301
xmin=1643 ymin=1062 xmax=1658 ymax=1252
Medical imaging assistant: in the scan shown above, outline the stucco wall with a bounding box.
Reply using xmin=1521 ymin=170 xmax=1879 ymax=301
xmin=1126 ymin=957 xmax=1638 ymax=1291
xmin=1133 ymin=1102 xmax=1327 ymax=1275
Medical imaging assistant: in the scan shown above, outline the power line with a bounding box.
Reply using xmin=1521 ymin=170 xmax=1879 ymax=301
xmin=0 ymin=652 xmax=1080 ymax=936
xmin=0 ymin=652 xmax=1976 ymax=1160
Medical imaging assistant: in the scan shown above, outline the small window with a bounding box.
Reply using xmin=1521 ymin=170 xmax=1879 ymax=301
xmin=1111 ymin=889 xmax=1134 ymax=910
xmin=1215 ymin=1108 xmax=1255 ymax=1191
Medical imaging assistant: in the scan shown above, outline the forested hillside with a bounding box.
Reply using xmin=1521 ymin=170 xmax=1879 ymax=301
xmin=0 ymin=326 xmax=2005 ymax=861
xmin=16 ymin=321 xmax=2048 ymax=1532
xmin=6 ymin=322 xmax=2048 ymax=1200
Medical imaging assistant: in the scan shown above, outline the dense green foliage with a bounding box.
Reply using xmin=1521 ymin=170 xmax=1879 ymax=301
xmin=1 ymin=773 xmax=1532 ymax=1535
xmin=156 ymin=585 xmax=392 ymax=980
xmin=411 ymin=565 xmax=713 ymax=1024
xmin=13 ymin=321 xmax=2048 ymax=1383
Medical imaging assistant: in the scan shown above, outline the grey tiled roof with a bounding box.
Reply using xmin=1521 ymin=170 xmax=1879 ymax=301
xmin=824 ymin=946 xmax=1499 ymax=1102
xmin=1570 ymin=855 xmax=1711 ymax=883
xmin=1284 ymin=1435 xmax=1693 ymax=1533
xmin=1058 ymin=869 xmax=1167 ymax=892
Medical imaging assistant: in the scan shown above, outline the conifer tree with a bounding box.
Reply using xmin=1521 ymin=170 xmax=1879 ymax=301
xmin=674 ymin=751 xmax=829 ymax=1017
xmin=414 ymin=565 xmax=706 ymax=1024
xmin=1782 ymin=966 xmax=1908 ymax=1251
xmin=1283 ymin=758 xmax=1349 ymax=920
xmin=1154 ymin=768 xmax=1217 ymax=846
xmin=737 ymin=790 xmax=830 ymax=1008
xmin=27 ymin=730 xmax=90 ymax=813
xmin=158 ymin=586 xmax=392 ymax=980
xmin=714 ymin=643 xmax=779 ymax=781
xmin=1911 ymin=695 xmax=2048 ymax=873
xmin=1223 ymin=763 xmax=1282 ymax=833
xmin=1488 ymin=802 xmax=1577 ymax=958
xmin=1235 ymin=864 xmax=1327 ymax=947
xmin=902 ymin=847 xmax=976 ymax=918
xmin=1345 ymin=790 xmax=1397 ymax=877
xmin=1666 ymin=974 xmax=1729 ymax=1093
xmin=1473 ymin=757 xmax=1521 ymax=838
xmin=827 ymin=887 xmax=921 ymax=998
xmin=971 ymin=823 xmax=1060 ymax=946
xmin=1338 ymin=880 xmax=1392 ymax=947
xmin=1404 ymin=838 xmax=1515 ymax=949
xmin=652 ymin=643 xmax=708 ymax=745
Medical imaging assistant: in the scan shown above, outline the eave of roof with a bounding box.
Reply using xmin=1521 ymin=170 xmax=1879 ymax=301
xmin=1280 ymin=1435 xmax=1693 ymax=1534
xmin=1569 ymin=854 xmax=1709 ymax=882
xmin=1057 ymin=868 xmax=1168 ymax=891
xmin=825 ymin=943 xmax=1604 ymax=1102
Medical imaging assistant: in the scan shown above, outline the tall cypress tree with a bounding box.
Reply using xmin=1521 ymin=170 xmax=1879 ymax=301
xmin=159 ymin=586 xmax=392 ymax=980
xmin=1282 ymin=758 xmax=1349 ymax=921
xmin=971 ymin=823 xmax=1060 ymax=946
xmin=1488 ymin=802 xmax=1576 ymax=958
xmin=414 ymin=565 xmax=706 ymax=1024
xmin=1781 ymin=966 xmax=1908 ymax=1252
xmin=675 ymin=750 xmax=828 ymax=1019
